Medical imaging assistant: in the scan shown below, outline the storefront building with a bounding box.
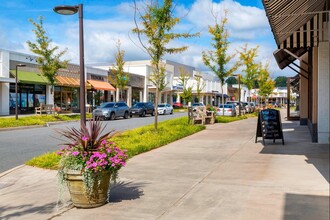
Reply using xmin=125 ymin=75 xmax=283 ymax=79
xmin=263 ymin=0 xmax=329 ymax=143
xmin=0 ymin=49 xmax=115 ymax=115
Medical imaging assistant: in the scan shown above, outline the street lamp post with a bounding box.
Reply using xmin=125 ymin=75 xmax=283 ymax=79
xmin=54 ymin=4 xmax=86 ymax=127
xmin=238 ymin=75 xmax=241 ymax=116
xmin=15 ymin=64 xmax=26 ymax=120
xmin=232 ymin=74 xmax=241 ymax=116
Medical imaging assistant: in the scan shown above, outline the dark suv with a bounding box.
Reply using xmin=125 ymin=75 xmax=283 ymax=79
xmin=92 ymin=102 xmax=129 ymax=120
xmin=130 ymin=102 xmax=155 ymax=117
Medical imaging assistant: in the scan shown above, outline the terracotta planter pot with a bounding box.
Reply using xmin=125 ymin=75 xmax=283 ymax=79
xmin=65 ymin=170 xmax=111 ymax=208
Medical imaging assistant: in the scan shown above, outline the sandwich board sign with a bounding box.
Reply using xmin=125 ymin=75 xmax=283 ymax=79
xmin=255 ymin=109 xmax=284 ymax=145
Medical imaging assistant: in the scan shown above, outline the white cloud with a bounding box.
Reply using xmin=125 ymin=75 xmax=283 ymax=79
xmin=0 ymin=0 xmax=291 ymax=79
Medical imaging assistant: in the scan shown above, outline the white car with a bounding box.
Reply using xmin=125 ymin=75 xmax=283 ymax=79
xmin=157 ymin=103 xmax=173 ymax=115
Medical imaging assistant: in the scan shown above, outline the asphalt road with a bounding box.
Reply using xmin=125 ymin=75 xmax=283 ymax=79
xmin=0 ymin=112 xmax=186 ymax=173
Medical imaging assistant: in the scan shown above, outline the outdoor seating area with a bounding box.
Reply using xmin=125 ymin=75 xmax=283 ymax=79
xmin=188 ymin=106 xmax=215 ymax=125
xmin=35 ymin=104 xmax=54 ymax=115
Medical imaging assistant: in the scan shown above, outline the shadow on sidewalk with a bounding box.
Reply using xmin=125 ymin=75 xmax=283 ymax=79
xmin=109 ymin=181 xmax=145 ymax=203
xmin=0 ymin=202 xmax=57 ymax=219
xmin=283 ymin=193 xmax=329 ymax=220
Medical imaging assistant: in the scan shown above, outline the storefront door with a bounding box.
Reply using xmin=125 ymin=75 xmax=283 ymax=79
xmin=62 ymin=91 xmax=72 ymax=112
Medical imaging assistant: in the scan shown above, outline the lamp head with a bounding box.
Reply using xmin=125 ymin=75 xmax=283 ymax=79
xmin=54 ymin=5 xmax=78 ymax=15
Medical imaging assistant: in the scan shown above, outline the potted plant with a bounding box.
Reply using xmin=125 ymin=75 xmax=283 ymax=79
xmin=56 ymin=120 xmax=128 ymax=208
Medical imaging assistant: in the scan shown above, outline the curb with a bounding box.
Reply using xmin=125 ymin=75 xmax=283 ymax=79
xmin=0 ymin=164 xmax=25 ymax=178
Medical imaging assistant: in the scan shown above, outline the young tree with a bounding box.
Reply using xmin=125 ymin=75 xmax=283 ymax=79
xmin=238 ymin=44 xmax=259 ymax=104
xmin=258 ymin=63 xmax=274 ymax=105
xmin=202 ymin=11 xmax=239 ymax=115
xmin=225 ymin=76 xmax=237 ymax=86
xmin=27 ymin=17 xmax=68 ymax=95
xmin=274 ymin=76 xmax=287 ymax=87
xmin=109 ymin=41 xmax=129 ymax=102
xmin=133 ymin=0 xmax=198 ymax=129
xmin=178 ymin=68 xmax=193 ymax=104
xmin=194 ymin=73 xmax=206 ymax=103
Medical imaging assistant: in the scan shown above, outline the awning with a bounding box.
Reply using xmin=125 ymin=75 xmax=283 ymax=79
xmin=273 ymin=48 xmax=308 ymax=70
xmin=0 ymin=77 xmax=15 ymax=83
xmin=56 ymin=76 xmax=80 ymax=87
xmin=87 ymin=80 xmax=116 ymax=91
xmin=262 ymin=0 xmax=327 ymax=48
xmin=216 ymin=93 xmax=229 ymax=98
xmin=10 ymin=70 xmax=48 ymax=84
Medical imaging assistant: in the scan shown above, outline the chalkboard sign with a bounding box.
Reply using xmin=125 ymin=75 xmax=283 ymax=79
xmin=255 ymin=109 xmax=284 ymax=145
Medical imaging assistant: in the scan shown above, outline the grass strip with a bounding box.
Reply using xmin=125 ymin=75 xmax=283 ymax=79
xmin=0 ymin=114 xmax=92 ymax=128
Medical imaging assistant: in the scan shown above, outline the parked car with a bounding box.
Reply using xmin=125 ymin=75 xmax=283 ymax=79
xmin=226 ymin=101 xmax=246 ymax=115
xmin=92 ymin=102 xmax=129 ymax=120
xmin=216 ymin=104 xmax=236 ymax=116
xmin=157 ymin=103 xmax=173 ymax=115
xmin=172 ymin=102 xmax=183 ymax=108
xmin=242 ymin=102 xmax=253 ymax=113
xmin=129 ymin=102 xmax=155 ymax=117
xmin=249 ymin=102 xmax=256 ymax=112
xmin=192 ymin=102 xmax=205 ymax=111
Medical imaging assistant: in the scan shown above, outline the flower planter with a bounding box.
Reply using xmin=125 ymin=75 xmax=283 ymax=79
xmin=65 ymin=170 xmax=111 ymax=208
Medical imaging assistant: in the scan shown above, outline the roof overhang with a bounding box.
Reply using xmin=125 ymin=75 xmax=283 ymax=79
xmin=262 ymin=0 xmax=327 ymax=47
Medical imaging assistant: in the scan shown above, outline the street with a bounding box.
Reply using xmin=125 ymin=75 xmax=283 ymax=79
xmin=0 ymin=112 xmax=186 ymax=173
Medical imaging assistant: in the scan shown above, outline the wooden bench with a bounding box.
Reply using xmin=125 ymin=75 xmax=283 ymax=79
xmin=188 ymin=106 xmax=215 ymax=125
xmin=35 ymin=104 xmax=53 ymax=115
xmin=203 ymin=108 xmax=215 ymax=124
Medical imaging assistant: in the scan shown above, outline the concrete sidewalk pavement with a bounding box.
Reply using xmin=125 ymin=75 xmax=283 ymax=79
xmin=0 ymin=111 xmax=329 ymax=220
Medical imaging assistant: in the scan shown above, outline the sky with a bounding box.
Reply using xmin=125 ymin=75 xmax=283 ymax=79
xmin=0 ymin=0 xmax=293 ymax=78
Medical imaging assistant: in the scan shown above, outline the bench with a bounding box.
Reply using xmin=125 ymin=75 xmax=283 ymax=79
xmin=35 ymin=104 xmax=54 ymax=115
xmin=203 ymin=108 xmax=215 ymax=124
xmin=188 ymin=106 xmax=215 ymax=125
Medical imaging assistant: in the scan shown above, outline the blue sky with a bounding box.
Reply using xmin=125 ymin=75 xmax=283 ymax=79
xmin=0 ymin=0 xmax=291 ymax=78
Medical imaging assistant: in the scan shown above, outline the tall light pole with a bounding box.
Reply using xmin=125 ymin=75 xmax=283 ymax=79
xmin=232 ymin=74 xmax=241 ymax=116
xmin=54 ymin=4 xmax=86 ymax=127
xmin=15 ymin=64 xmax=26 ymax=120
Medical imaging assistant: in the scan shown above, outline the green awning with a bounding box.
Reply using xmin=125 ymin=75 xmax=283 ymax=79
xmin=10 ymin=70 xmax=49 ymax=84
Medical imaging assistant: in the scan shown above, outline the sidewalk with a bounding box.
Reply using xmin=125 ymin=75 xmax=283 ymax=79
xmin=0 ymin=111 xmax=329 ymax=220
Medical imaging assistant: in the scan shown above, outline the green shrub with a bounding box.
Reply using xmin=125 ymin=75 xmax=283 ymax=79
xmin=25 ymin=152 xmax=60 ymax=170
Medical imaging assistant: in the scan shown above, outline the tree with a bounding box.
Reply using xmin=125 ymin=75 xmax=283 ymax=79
xmin=195 ymin=73 xmax=206 ymax=102
xmin=225 ymin=76 xmax=237 ymax=86
xmin=27 ymin=17 xmax=68 ymax=95
xmin=133 ymin=0 xmax=198 ymax=129
xmin=202 ymin=11 xmax=239 ymax=115
xmin=274 ymin=76 xmax=287 ymax=87
xmin=178 ymin=68 xmax=193 ymax=104
xmin=109 ymin=41 xmax=129 ymax=102
xmin=238 ymin=44 xmax=259 ymax=103
xmin=258 ymin=63 xmax=274 ymax=105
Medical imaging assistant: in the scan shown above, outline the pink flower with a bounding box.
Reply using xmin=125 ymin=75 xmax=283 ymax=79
xmin=71 ymin=151 xmax=79 ymax=156
xmin=82 ymin=136 xmax=88 ymax=141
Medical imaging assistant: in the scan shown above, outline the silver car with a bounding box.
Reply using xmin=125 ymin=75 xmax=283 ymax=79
xmin=92 ymin=102 xmax=129 ymax=120
xmin=216 ymin=104 xmax=236 ymax=116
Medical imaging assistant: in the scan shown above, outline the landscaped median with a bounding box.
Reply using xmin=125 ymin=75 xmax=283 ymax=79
xmin=0 ymin=114 xmax=92 ymax=129
xmin=25 ymin=117 xmax=205 ymax=169
xmin=25 ymin=113 xmax=257 ymax=170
